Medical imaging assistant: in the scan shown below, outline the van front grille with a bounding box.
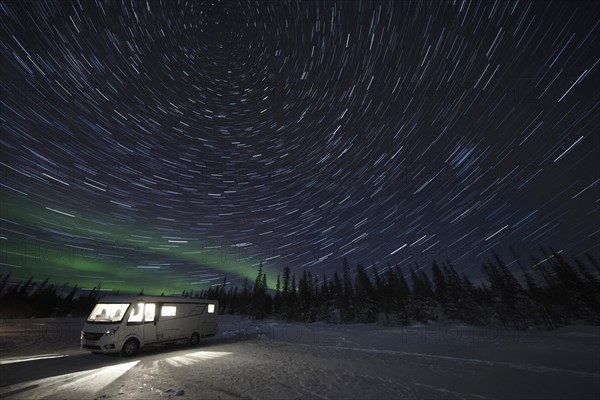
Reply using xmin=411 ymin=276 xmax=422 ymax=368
xmin=83 ymin=332 xmax=103 ymax=341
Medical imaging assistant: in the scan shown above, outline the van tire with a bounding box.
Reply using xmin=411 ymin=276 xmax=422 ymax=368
xmin=121 ymin=338 xmax=139 ymax=356
xmin=189 ymin=332 xmax=200 ymax=346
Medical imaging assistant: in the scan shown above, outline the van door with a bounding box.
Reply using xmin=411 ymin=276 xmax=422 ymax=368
xmin=143 ymin=303 xmax=157 ymax=343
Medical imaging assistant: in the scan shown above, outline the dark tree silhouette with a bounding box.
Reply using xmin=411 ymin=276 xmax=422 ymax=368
xmin=2 ymin=248 xmax=599 ymax=330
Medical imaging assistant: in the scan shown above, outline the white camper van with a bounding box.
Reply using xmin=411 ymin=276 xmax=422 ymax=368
xmin=81 ymin=296 xmax=218 ymax=356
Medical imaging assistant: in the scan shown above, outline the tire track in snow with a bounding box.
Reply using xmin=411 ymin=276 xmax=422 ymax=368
xmin=305 ymin=344 xmax=600 ymax=380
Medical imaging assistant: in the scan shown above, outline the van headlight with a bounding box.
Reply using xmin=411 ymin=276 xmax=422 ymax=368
xmin=105 ymin=327 xmax=119 ymax=336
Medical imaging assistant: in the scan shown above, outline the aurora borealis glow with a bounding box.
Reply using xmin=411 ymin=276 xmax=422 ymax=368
xmin=1 ymin=1 xmax=599 ymax=294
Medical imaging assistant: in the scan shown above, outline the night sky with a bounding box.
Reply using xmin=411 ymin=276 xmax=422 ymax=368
xmin=1 ymin=0 xmax=599 ymax=294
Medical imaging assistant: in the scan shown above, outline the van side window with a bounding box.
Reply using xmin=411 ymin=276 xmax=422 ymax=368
xmin=128 ymin=303 xmax=144 ymax=323
xmin=145 ymin=303 xmax=156 ymax=322
xmin=161 ymin=305 xmax=177 ymax=317
xmin=208 ymin=304 xmax=215 ymax=313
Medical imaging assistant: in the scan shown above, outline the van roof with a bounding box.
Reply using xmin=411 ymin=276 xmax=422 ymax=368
xmin=98 ymin=295 xmax=218 ymax=304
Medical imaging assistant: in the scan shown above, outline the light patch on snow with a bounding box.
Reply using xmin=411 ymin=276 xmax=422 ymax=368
xmin=163 ymin=350 xmax=231 ymax=367
xmin=0 ymin=360 xmax=139 ymax=399
xmin=0 ymin=354 xmax=67 ymax=365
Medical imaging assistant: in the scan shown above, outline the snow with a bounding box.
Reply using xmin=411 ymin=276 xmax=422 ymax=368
xmin=0 ymin=316 xmax=598 ymax=399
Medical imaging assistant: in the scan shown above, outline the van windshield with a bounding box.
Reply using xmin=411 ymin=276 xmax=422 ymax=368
xmin=87 ymin=303 xmax=130 ymax=323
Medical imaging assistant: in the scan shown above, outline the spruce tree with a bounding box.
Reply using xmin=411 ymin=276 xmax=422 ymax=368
xmin=273 ymin=273 xmax=282 ymax=316
xmin=354 ymin=264 xmax=376 ymax=323
xmin=252 ymin=263 xmax=267 ymax=319
xmin=431 ymin=261 xmax=447 ymax=304
xmin=394 ymin=265 xmax=410 ymax=325
xmin=341 ymin=257 xmax=354 ymax=322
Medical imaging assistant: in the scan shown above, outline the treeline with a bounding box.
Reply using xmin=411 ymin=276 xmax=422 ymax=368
xmin=1 ymin=248 xmax=599 ymax=330
xmin=198 ymin=249 xmax=600 ymax=330
xmin=0 ymin=275 xmax=104 ymax=318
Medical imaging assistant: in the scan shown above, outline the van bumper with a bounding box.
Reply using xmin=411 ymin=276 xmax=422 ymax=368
xmin=81 ymin=339 xmax=120 ymax=353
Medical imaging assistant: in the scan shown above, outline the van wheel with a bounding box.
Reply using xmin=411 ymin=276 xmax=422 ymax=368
xmin=189 ymin=332 xmax=200 ymax=346
xmin=121 ymin=338 xmax=139 ymax=356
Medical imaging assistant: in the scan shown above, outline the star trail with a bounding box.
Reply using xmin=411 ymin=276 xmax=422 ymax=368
xmin=1 ymin=0 xmax=599 ymax=294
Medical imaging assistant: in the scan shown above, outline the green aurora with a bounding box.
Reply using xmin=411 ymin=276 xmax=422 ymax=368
xmin=0 ymin=195 xmax=279 ymax=294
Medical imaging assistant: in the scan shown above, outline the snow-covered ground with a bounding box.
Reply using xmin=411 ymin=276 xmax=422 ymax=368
xmin=0 ymin=316 xmax=598 ymax=399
